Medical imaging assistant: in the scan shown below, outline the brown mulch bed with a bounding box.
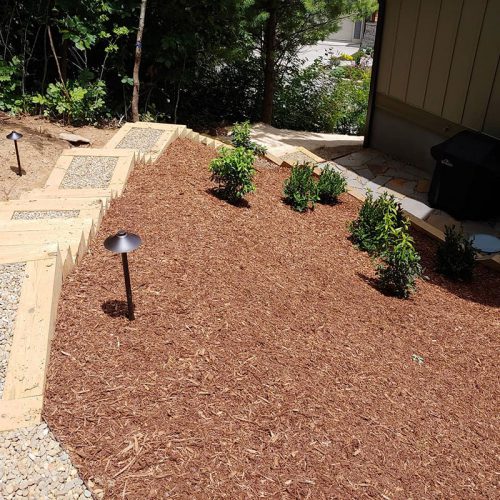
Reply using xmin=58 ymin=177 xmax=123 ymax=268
xmin=45 ymin=139 xmax=500 ymax=499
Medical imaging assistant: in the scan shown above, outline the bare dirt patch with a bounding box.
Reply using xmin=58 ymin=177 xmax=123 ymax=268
xmin=45 ymin=139 xmax=499 ymax=499
xmin=0 ymin=114 xmax=115 ymax=200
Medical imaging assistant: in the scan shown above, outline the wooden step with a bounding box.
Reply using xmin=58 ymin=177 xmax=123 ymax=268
xmin=44 ymin=149 xmax=136 ymax=197
xmin=0 ymin=228 xmax=85 ymax=269
xmin=0 ymin=218 xmax=95 ymax=245
xmin=0 ymin=198 xmax=104 ymax=228
xmin=0 ymin=244 xmax=72 ymax=278
xmin=20 ymin=188 xmax=115 ymax=209
xmin=0 ymin=250 xmax=63 ymax=431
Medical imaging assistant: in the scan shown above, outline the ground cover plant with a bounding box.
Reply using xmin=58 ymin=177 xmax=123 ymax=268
xmin=209 ymin=146 xmax=256 ymax=202
xmin=283 ymin=163 xmax=319 ymax=212
xmin=437 ymin=225 xmax=476 ymax=281
xmin=45 ymin=138 xmax=500 ymax=499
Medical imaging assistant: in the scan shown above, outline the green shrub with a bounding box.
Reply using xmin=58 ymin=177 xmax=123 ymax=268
xmin=209 ymin=147 xmax=256 ymax=202
xmin=317 ymin=166 xmax=347 ymax=204
xmin=32 ymin=79 xmax=107 ymax=124
xmin=436 ymin=225 xmax=476 ymax=281
xmin=231 ymin=121 xmax=267 ymax=155
xmin=376 ymin=223 xmax=423 ymax=298
xmin=283 ymin=163 xmax=319 ymax=212
xmin=349 ymin=191 xmax=404 ymax=255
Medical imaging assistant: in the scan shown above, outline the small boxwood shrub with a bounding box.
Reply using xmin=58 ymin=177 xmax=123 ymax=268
xmin=231 ymin=121 xmax=267 ymax=155
xmin=349 ymin=191 xmax=405 ymax=255
xmin=376 ymin=223 xmax=423 ymax=298
xmin=209 ymin=147 xmax=256 ymax=202
xmin=436 ymin=225 xmax=476 ymax=281
xmin=283 ymin=163 xmax=319 ymax=212
xmin=317 ymin=166 xmax=347 ymax=204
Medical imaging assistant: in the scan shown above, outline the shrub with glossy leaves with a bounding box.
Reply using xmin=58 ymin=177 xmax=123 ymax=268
xmin=283 ymin=163 xmax=319 ymax=212
xmin=349 ymin=191 xmax=405 ymax=255
xmin=209 ymin=147 xmax=256 ymax=203
xmin=317 ymin=165 xmax=347 ymax=204
xmin=376 ymin=222 xmax=423 ymax=298
xmin=231 ymin=121 xmax=267 ymax=155
xmin=437 ymin=225 xmax=476 ymax=281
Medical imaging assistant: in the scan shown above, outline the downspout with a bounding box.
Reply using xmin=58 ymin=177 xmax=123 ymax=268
xmin=363 ymin=0 xmax=386 ymax=148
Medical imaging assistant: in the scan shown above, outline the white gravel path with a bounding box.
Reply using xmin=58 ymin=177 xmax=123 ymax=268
xmin=0 ymin=262 xmax=26 ymax=397
xmin=61 ymin=156 xmax=118 ymax=189
xmin=116 ymin=128 xmax=163 ymax=154
xmin=0 ymin=423 xmax=94 ymax=499
xmin=12 ymin=210 xmax=80 ymax=220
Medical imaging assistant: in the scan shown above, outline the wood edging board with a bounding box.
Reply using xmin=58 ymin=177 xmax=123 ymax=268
xmin=0 ymin=250 xmax=63 ymax=431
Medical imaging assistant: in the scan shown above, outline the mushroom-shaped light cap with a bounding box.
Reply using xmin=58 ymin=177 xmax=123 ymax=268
xmin=104 ymin=230 xmax=142 ymax=254
xmin=6 ymin=131 xmax=23 ymax=141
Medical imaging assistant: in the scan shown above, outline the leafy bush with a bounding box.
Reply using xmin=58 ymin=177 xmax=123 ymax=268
xmin=0 ymin=57 xmax=32 ymax=114
xmin=32 ymin=79 xmax=107 ymax=124
xmin=231 ymin=121 xmax=267 ymax=155
xmin=376 ymin=223 xmax=423 ymax=298
xmin=349 ymin=191 xmax=405 ymax=255
xmin=283 ymin=163 xmax=319 ymax=212
xmin=317 ymin=165 xmax=347 ymax=204
xmin=436 ymin=225 xmax=476 ymax=281
xmin=273 ymin=58 xmax=371 ymax=135
xmin=209 ymin=147 xmax=256 ymax=202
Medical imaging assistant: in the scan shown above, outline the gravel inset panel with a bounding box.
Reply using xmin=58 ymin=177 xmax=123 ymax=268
xmin=12 ymin=210 xmax=81 ymax=220
xmin=0 ymin=262 xmax=26 ymax=397
xmin=0 ymin=423 xmax=93 ymax=499
xmin=60 ymin=156 xmax=118 ymax=189
xmin=115 ymin=128 xmax=164 ymax=154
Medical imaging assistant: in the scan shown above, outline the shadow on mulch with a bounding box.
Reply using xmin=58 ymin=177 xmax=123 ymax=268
xmin=205 ymin=187 xmax=251 ymax=208
xmin=101 ymin=299 xmax=131 ymax=319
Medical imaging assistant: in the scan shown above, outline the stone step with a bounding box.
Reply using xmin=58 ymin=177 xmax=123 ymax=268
xmin=0 ymin=249 xmax=63 ymax=431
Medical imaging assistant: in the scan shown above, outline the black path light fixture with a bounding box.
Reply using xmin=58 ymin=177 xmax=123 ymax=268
xmin=104 ymin=230 xmax=142 ymax=320
xmin=6 ymin=131 xmax=23 ymax=176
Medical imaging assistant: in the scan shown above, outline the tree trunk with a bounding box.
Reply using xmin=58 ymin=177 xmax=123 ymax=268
xmin=261 ymin=3 xmax=278 ymax=124
xmin=131 ymin=0 xmax=148 ymax=123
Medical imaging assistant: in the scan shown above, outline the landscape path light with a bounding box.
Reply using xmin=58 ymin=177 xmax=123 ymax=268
xmin=6 ymin=131 xmax=23 ymax=176
xmin=104 ymin=230 xmax=142 ymax=320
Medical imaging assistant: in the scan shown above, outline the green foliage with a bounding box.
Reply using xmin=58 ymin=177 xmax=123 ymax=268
xmin=274 ymin=58 xmax=371 ymax=135
xmin=376 ymin=222 xmax=423 ymax=298
xmin=32 ymin=79 xmax=107 ymax=124
xmin=436 ymin=225 xmax=476 ymax=281
xmin=209 ymin=146 xmax=256 ymax=202
xmin=283 ymin=163 xmax=319 ymax=212
xmin=316 ymin=165 xmax=347 ymax=204
xmin=349 ymin=191 xmax=405 ymax=255
xmin=0 ymin=57 xmax=25 ymax=113
xmin=231 ymin=121 xmax=267 ymax=155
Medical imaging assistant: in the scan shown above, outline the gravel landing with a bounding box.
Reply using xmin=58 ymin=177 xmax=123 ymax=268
xmin=0 ymin=262 xmax=26 ymax=397
xmin=60 ymin=156 xmax=118 ymax=189
xmin=116 ymin=128 xmax=163 ymax=154
xmin=12 ymin=210 xmax=81 ymax=220
xmin=0 ymin=423 xmax=95 ymax=499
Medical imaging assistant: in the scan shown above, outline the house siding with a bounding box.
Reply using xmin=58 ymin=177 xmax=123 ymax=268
xmin=371 ymin=0 xmax=500 ymax=170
